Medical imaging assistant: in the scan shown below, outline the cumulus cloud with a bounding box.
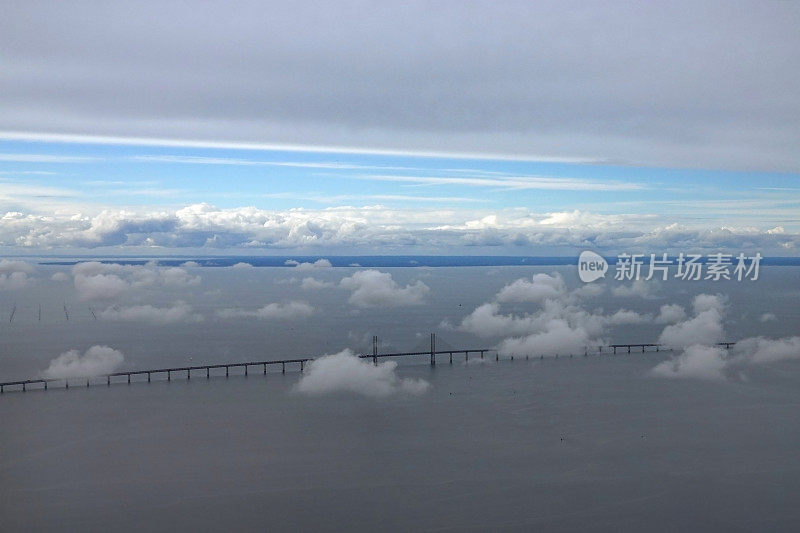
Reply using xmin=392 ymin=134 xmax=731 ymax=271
xmin=656 ymin=304 xmax=687 ymax=324
xmin=496 ymin=273 xmax=566 ymax=302
xmin=231 ymin=262 xmax=253 ymax=269
xmin=42 ymin=345 xmax=125 ymax=379
xmin=0 ymin=259 xmax=34 ymax=290
xmin=74 ymin=273 xmax=129 ymax=300
xmin=51 ymin=271 xmax=70 ymax=282
xmin=339 ymin=270 xmax=429 ymax=307
xmin=286 ymin=258 xmax=333 ymax=270
xmin=0 ymin=271 xmax=31 ymax=290
xmin=658 ymin=294 xmax=726 ymax=348
xmin=651 ymin=336 xmax=800 ymax=380
xmin=295 ymin=349 xmax=429 ymax=397
xmin=605 ymin=309 xmax=650 ymax=325
xmin=650 ymin=344 xmax=728 ymax=380
xmin=301 ymin=277 xmax=335 ymax=290
xmin=0 ymin=259 xmax=34 ymax=274
xmin=99 ymin=302 xmax=202 ymax=323
xmin=71 ymin=261 xmax=200 ymax=299
xmin=217 ymin=301 xmax=314 ymax=320
xmin=611 ymin=280 xmax=658 ymax=299
xmin=1 ymin=204 xmax=797 ymax=254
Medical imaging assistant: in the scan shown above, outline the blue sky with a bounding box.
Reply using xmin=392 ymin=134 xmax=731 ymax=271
xmin=0 ymin=136 xmax=797 ymax=255
xmin=2 ymin=137 xmax=798 ymax=227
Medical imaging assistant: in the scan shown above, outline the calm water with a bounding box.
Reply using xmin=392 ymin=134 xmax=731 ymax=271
xmin=1 ymin=262 xmax=799 ymax=531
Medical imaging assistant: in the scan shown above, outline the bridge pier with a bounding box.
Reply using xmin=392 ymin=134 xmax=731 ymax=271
xmin=225 ymin=366 xmax=229 ymax=377
xmin=148 ymin=372 xmax=151 ymax=382
xmin=107 ymin=376 xmax=110 ymax=386
xmin=430 ymin=333 xmax=436 ymax=366
xmin=282 ymin=362 xmax=285 ymax=374
xmin=263 ymin=363 xmax=267 ymax=375
xmin=300 ymin=361 xmax=305 ymax=372
xmin=188 ymin=369 xmax=191 ymax=380
xmin=168 ymin=371 xmax=171 ymax=382
xmin=206 ymin=368 xmax=209 ymax=379
xmin=245 ymin=365 xmax=248 ymax=376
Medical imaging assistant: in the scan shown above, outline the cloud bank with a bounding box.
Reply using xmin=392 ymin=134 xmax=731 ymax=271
xmin=0 ymin=205 xmax=797 ymax=254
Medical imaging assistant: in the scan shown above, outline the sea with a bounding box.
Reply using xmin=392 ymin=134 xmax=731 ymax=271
xmin=1 ymin=257 xmax=799 ymax=531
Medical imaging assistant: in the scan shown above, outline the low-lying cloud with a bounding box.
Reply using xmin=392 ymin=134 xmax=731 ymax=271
xmin=217 ymin=301 xmax=314 ymax=320
xmin=72 ymin=261 xmax=201 ymax=300
xmin=295 ymin=349 xmax=430 ymax=397
xmin=99 ymin=302 xmax=202 ymax=323
xmin=42 ymin=345 xmax=125 ymax=379
xmin=339 ymin=269 xmax=429 ymax=307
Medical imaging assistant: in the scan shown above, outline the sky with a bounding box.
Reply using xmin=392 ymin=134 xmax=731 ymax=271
xmin=1 ymin=1 xmax=798 ymax=255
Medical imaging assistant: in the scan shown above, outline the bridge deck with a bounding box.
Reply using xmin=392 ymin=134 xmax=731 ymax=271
xmin=0 ymin=342 xmax=737 ymax=393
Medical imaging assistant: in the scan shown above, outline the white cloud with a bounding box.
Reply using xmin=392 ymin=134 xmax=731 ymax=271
xmin=496 ymin=273 xmax=565 ymax=303
xmin=605 ymin=309 xmax=650 ymax=325
xmin=658 ymin=294 xmax=726 ymax=348
xmin=0 ymin=271 xmax=31 ymax=290
xmin=295 ymin=349 xmax=429 ymax=397
xmin=74 ymin=273 xmax=129 ymax=300
xmin=0 ymin=259 xmax=34 ymax=274
xmin=51 ymin=271 xmax=70 ymax=282
xmin=301 ymin=277 xmax=335 ymax=290
xmin=286 ymin=258 xmax=333 ymax=270
xmin=0 ymin=259 xmax=34 ymax=290
xmin=656 ymin=304 xmax=687 ymax=324
xmin=650 ymin=336 xmax=800 ymax=380
xmin=339 ymin=270 xmax=429 ymax=307
xmin=42 ymin=345 xmax=124 ymax=379
xmin=759 ymin=313 xmax=777 ymax=323
xmin=99 ymin=302 xmax=202 ymax=323
xmin=231 ymin=262 xmax=253 ymax=269
xmin=732 ymin=336 xmax=800 ymax=365
xmin=650 ymin=344 xmax=728 ymax=380
xmin=217 ymin=301 xmax=315 ymax=320
xmin=0 ymin=204 xmax=797 ymax=253
xmin=71 ymin=261 xmax=200 ymax=299
xmin=180 ymin=260 xmax=201 ymax=267
xmin=611 ymin=280 xmax=658 ymax=299
xmin=497 ymin=318 xmax=594 ymax=357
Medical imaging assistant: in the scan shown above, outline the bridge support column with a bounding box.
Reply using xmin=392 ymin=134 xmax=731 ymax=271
xmin=300 ymin=361 xmax=305 ymax=372
xmin=282 ymin=363 xmax=285 ymax=374
xmin=206 ymin=368 xmax=209 ymax=379
xmin=107 ymin=376 xmax=110 ymax=386
xmin=263 ymin=363 xmax=267 ymax=375
xmin=373 ymin=335 xmax=378 ymax=365
xmin=225 ymin=366 xmax=228 ymax=377
xmin=430 ymin=333 xmax=435 ymax=366
xmin=148 ymin=372 xmax=151 ymax=382
xmin=168 ymin=371 xmax=171 ymax=381
xmin=245 ymin=365 xmax=248 ymax=376
xmin=188 ymin=369 xmax=191 ymax=380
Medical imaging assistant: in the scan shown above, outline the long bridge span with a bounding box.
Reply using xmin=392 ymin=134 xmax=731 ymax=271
xmin=0 ymin=334 xmax=738 ymax=394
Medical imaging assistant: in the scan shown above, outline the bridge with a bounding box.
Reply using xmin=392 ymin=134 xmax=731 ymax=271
xmin=0 ymin=335 xmax=738 ymax=394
